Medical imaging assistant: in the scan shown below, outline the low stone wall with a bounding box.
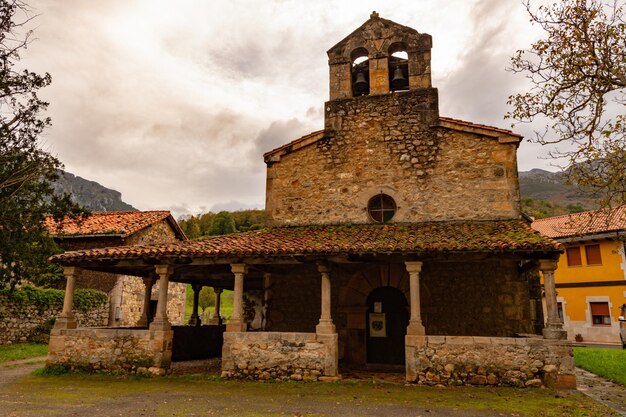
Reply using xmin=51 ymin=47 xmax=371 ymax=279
xmin=47 ymin=327 xmax=172 ymax=375
xmin=221 ymin=332 xmax=338 ymax=381
xmin=405 ymin=335 xmax=576 ymax=389
xmin=0 ymin=297 xmax=107 ymax=345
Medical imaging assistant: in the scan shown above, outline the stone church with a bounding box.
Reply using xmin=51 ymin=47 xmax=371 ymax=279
xmin=49 ymin=13 xmax=575 ymax=388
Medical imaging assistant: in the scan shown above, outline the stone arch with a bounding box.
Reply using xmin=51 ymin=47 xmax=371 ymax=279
xmin=350 ymin=47 xmax=370 ymax=97
xmin=338 ymin=263 xmax=410 ymax=367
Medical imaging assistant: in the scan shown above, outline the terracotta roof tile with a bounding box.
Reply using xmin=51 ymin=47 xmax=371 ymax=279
xmin=46 ymin=211 xmax=180 ymax=238
xmin=50 ymin=219 xmax=559 ymax=264
xmin=531 ymin=205 xmax=626 ymax=239
xmin=438 ymin=117 xmax=522 ymax=138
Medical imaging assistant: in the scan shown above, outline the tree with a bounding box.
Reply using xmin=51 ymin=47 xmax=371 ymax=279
xmin=0 ymin=1 xmax=84 ymax=288
xmin=198 ymin=286 xmax=215 ymax=312
xmin=208 ymin=211 xmax=236 ymax=236
xmin=507 ymin=0 xmax=626 ymax=206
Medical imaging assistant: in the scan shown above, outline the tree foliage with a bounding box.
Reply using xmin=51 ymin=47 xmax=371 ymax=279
xmin=0 ymin=1 xmax=85 ymax=288
xmin=178 ymin=209 xmax=267 ymax=239
xmin=507 ymin=0 xmax=626 ymax=206
xmin=198 ymin=286 xmax=215 ymax=312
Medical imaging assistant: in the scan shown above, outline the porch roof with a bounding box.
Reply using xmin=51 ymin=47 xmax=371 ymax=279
xmin=50 ymin=219 xmax=560 ymax=266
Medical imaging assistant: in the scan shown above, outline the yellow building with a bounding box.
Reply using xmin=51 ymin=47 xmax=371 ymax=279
xmin=532 ymin=206 xmax=626 ymax=345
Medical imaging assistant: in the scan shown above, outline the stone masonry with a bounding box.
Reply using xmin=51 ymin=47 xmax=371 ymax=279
xmin=0 ymin=298 xmax=107 ymax=345
xmin=221 ymin=332 xmax=337 ymax=381
xmin=405 ymin=335 xmax=576 ymax=389
xmin=48 ymin=327 xmax=172 ymax=376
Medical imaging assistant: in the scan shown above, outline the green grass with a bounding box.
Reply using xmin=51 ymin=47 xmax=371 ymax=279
xmin=574 ymin=347 xmax=626 ymax=386
xmin=0 ymin=343 xmax=48 ymax=363
xmin=1 ymin=373 xmax=616 ymax=416
xmin=184 ymin=285 xmax=233 ymax=324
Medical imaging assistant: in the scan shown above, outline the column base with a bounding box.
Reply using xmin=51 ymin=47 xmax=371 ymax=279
xmin=406 ymin=320 xmax=425 ymax=336
xmin=543 ymin=327 xmax=567 ymax=340
xmin=150 ymin=318 xmax=171 ymax=331
xmin=226 ymin=320 xmax=246 ymax=332
xmin=188 ymin=315 xmax=201 ymax=326
xmin=137 ymin=316 xmax=148 ymax=328
xmin=209 ymin=317 xmax=221 ymax=325
xmin=54 ymin=313 xmax=77 ymax=330
xmin=316 ymin=320 xmax=336 ymax=335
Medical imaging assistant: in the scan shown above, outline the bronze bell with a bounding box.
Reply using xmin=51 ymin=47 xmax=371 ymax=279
xmin=353 ymin=71 xmax=369 ymax=96
xmin=391 ymin=66 xmax=408 ymax=90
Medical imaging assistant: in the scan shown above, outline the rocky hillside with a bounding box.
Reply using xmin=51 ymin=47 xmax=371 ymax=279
xmin=52 ymin=171 xmax=136 ymax=212
xmin=518 ymin=169 xmax=597 ymax=209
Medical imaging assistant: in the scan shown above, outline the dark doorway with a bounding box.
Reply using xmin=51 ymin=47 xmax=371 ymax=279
xmin=366 ymin=286 xmax=408 ymax=365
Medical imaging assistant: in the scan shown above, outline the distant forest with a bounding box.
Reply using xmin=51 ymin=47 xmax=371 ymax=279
xmin=178 ymin=198 xmax=588 ymax=239
xmin=178 ymin=210 xmax=267 ymax=239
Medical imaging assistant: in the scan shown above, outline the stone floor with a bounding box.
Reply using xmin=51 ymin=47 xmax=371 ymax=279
xmin=576 ymin=367 xmax=626 ymax=416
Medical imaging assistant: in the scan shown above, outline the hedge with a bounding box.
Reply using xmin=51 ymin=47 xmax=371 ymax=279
xmin=0 ymin=285 xmax=107 ymax=312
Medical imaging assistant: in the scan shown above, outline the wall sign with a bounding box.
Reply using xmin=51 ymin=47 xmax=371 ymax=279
xmin=369 ymin=312 xmax=386 ymax=337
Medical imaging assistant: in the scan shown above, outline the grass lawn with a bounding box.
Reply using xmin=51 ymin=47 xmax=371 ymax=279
xmin=0 ymin=373 xmax=617 ymax=417
xmin=184 ymin=285 xmax=233 ymax=324
xmin=574 ymin=347 xmax=626 ymax=386
xmin=0 ymin=343 xmax=47 ymax=363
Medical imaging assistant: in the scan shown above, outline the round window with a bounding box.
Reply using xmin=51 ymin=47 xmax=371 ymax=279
xmin=367 ymin=194 xmax=397 ymax=223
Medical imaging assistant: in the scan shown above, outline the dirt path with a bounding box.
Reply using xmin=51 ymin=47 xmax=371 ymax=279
xmin=576 ymin=367 xmax=626 ymax=416
xmin=0 ymin=356 xmax=47 ymax=388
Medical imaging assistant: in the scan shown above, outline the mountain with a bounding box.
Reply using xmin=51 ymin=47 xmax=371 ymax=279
xmin=518 ymin=169 xmax=598 ymax=209
xmin=52 ymin=171 xmax=136 ymax=212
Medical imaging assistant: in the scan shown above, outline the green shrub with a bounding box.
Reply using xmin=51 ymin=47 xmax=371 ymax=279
xmin=0 ymin=285 xmax=107 ymax=312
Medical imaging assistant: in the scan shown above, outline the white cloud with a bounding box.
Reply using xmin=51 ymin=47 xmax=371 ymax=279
xmin=23 ymin=0 xmax=558 ymax=213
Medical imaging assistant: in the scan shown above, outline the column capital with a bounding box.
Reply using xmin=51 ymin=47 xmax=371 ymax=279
xmin=317 ymin=262 xmax=330 ymax=274
xmin=405 ymin=261 xmax=423 ymax=274
xmin=142 ymin=277 xmax=157 ymax=286
xmin=538 ymin=259 xmax=558 ymax=272
xmin=62 ymin=266 xmax=80 ymax=276
xmin=213 ymin=287 xmax=223 ymax=295
xmin=155 ymin=264 xmax=174 ymax=277
xmin=231 ymin=263 xmax=247 ymax=274
xmin=191 ymin=283 xmax=203 ymax=292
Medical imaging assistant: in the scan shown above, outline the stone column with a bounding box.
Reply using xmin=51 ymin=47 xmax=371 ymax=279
xmin=227 ymin=264 xmax=247 ymax=332
xmin=150 ymin=265 xmax=173 ymax=331
xmin=405 ymin=261 xmax=426 ymax=335
xmin=209 ymin=288 xmax=223 ymax=325
xmin=316 ymin=263 xmax=336 ymax=335
xmin=54 ymin=266 xmax=79 ymax=330
xmin=188 ymin=283 xmax=202 ymax=326
xmin=137 ymin=277 xmax=156 ymax=327
xmin=540 ymin=259 xmax=567 ymax=339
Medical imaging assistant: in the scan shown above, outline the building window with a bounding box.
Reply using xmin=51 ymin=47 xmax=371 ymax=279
xmin=585 ymin=244 xmax=602 ymax=265
xmin=367 ymin=194 xmax=396 ymax=223
xmin=566 ymin=247 xmax=582 ymax=267
xmin=388 ymin=42 xmax=409 ymax=92
xmin=557 ymin=302 xmax=564 ymax=322
xmin=590 ymin=302 xmax=611 ymax=325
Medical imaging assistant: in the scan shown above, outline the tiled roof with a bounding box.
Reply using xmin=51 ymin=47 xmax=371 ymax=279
xmin=438 ymin=117 xmax=523 ymax=139
xmin=531 ymin=205 xmax=626 ymax=239
xmin=45 ymin=211 xmax=184 ymax=239
xmin=50 ymin=219 xmax=559 ymax=264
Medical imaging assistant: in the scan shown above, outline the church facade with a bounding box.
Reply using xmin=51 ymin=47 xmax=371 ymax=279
xmin=48 ymin=13 xmax=575 ymax=388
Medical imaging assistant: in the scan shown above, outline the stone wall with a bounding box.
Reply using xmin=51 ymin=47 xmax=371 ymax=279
xmin=115 ymin=276 xmax=186 ymax=327
xmin=221 ymin=332 xmax=338 ymax=381
xmin=47 ymin=327 xmax=172 ymax=375
xmin=266 ymin=90 xmax=520 ymax=226
xmin=405 ymin=335 xmax=576 ymax=389
xmin=0 ymin=297 xmax=107 ymax=345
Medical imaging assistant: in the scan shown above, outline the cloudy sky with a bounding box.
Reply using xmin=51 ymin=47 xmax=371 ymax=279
xmin=22 ymin=0 xmax=555 ymax=218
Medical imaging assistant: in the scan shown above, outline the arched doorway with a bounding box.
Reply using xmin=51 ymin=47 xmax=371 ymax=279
xmin=366 ymin=286 xmax=409 ymax=365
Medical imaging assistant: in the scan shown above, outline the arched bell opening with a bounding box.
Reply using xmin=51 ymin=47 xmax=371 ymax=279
xmin=388 ymin=43 xmax=409 ymax=92
xmin=351 ymin=47 xmax=370 ymax=97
